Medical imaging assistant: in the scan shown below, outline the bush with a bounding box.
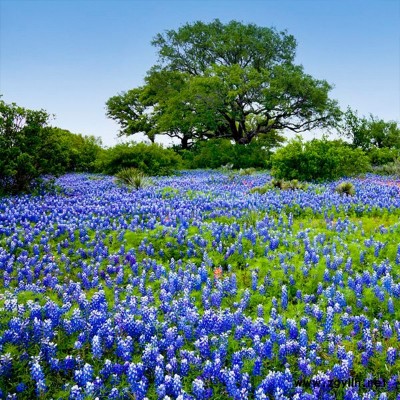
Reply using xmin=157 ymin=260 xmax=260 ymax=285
xmin=0 ymin=100 xmax=66 ymax=194
xmin=221 ymin=163 xmax=234 ymax=171
xmin=115 ymin=168 xmax=152 ymax=190
xmin=368 ymin=147 xmax=399 ymax=166
xmin=99 ymin=142 xmax=183 ymax=176
xmin=53 ymin=128 xmax=103 ymax=172
xmin=238 ymin=167 xmax=257 ymax=175
xmin=0 ymin=99 xmax=104 ymax=195
xmin=373 ymin=159 xmax=400 ymax=177
xmin=336 ymin=182 xmax=356 ymax=196
xmin=271 ymin=137 xmax=370 ymax=182
xmin=250 ymin=179 xmax=307 ymax=194
xmin=283 ymin=179 xmax=307 ymax=190
xmin=250 ymin=185 xmax=271 ymax=194
xmin=188 ymin=138 xmax=273 ymax=170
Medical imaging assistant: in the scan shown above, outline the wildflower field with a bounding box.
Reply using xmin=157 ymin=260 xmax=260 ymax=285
xmin=1 ymin=171 xmax=400 ymax=399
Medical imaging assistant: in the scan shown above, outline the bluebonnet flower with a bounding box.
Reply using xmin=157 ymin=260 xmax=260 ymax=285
xmin=91 ymin=335 xmax=102 ymax=358
xmin=281 ymin=285 xmax=288 ymax=310
xmin=324 ymin=306 xmax=334 ymax=334
xmin=388 ymin=297 xmax=394 ymax=314
xmin=74 ymin=363 xmax=93 ymax=387
xmin=30 ymin=358 xmax=47 ymax=395
xmin=0 ymin=353 xmax=13 ymax=377
xmin=387 ymin=347 xmax=397 ymax=365
xmin=108 ymin=387 xmax=120 ymax=399
xmin=382 ymin=321 xmax=393 ymax=338
xmin=69 ymin=385 xmax=83 ymax=400
xmin=192 ymin=378 xmax=205 ymax=399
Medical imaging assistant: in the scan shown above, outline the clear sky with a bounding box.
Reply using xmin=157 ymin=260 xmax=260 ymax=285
xmin=1 ymin=0 xmax=399 ymax=146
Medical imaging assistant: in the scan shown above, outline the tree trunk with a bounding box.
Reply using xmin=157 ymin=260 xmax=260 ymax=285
xmin=238 ymin=136 xmax=251 ymax=144
xmin=181 ymin=136 xmax=189 ymax=150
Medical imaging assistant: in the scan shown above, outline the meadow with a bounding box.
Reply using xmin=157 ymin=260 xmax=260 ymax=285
xmin=0 ymin=171 xmax=399 ymax=399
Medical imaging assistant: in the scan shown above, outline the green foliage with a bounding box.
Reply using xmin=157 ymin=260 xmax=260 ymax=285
xmin=220 ymin=163 xmax=234 ymax=172
xmin=372 ymin=158 xmax=400 ymax=177
xmin=52 ymin=128 xmax=103 ymax=172
xmin=107 ymin=19 xmax=341 ymax=146
xmin=368 ymin=147 xmax=399 ymax=166
xmin=238 ymin=167 xmax=257 ymax=176
xmin=271 ymin=136 xmax=370 ymax=182
xmin=341 ymin=107 xmax=400 ymax=151
xmin=0 ymin=99 xmax=103 ymax=194
xmin=249 ymin=185 xmax=271 ymax=194
xmin=250 ymin=179 xmax=307 ymax=194
xmin=188 ymin=138 xmax=276 ymax=169
xmin=279 ymin=179 xmax=307 ymax=190
xmin=0 ymin=100 xmax=59 ymax=194
xmin=98 ymin=141 xmax=182 ymax=176
xmin=115 ymin=168 xmax=151 ymax=190
xmin=190 ymin=139 xmax=234 ymax=169
xmin=106 ymin=87 xmax=155 ymax=140
xmin=335 ymin=182 xmax=356 ymax=196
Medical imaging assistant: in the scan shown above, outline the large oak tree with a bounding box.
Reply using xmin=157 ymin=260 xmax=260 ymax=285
xmin=107 ymin=19 xmax=341 ymax=147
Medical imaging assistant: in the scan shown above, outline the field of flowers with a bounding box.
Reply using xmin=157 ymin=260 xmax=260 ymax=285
xmin=0 ymin=171 xmax=400 ymax=399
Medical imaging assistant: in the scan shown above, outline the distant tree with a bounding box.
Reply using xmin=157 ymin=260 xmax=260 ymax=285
xmin=341 ymin=107 xmax=400 ymax=151
xmin=107 ymin=19 xmax=341 ymax=147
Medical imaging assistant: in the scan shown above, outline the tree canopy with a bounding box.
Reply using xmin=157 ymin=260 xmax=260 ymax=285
xmin=107 ymin=19 xmax=341 ymax=147
xmin=341 ymin=107 xmax=400 ymax=151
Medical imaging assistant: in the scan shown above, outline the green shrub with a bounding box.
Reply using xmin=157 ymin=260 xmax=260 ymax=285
xmin=115 ymin=168 xmax=152 ymax=190
xmin=271 ymin=137 xmax=370 ymax=182
xmin=270 ymin=179 xmax=284 ymax=189
xmin=250 ymin=179 xmax=307 ymax=194
xmin=336 ymin=182 xmax=356 ymax=196
xmin=270 ymin=179 xmax=307 ymax=190
xmin=0 ymin=100 xmax=104 ymax=194
xmin=284 ymin=179 xmax=307 ymax=190
xmin=0 ymin=100 xmax=70 ymax=194
xmin=190 ymin=139 xmax=236 ymax=169
xmin=368 ymin=147 xmax=399 ymax=166
xmin=53 ymin=129 xmax=102 ymax=172
xmin=99 ymin=142 xmax=183 ymax=176
xmin=238 ymin=167 xmax=257 ymax=175
xmin=373 ymin=158 xmax=400 ymax=177
xmin=250 ymin=185 xmax=271 ymax=194
xmin=221 ymin=163 xmax=234 ymax=171
xmin=188 ymin=139 xmax=273 ymax=169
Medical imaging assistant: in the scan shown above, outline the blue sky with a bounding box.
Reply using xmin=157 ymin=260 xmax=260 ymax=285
xmin=1 ymin=0 xmax=399 ymax=146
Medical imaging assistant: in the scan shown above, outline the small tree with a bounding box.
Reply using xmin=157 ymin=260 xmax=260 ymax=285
xmin=0 ymin=100 xmax=54 ymax=193
xmin=341 ymin=107 xmax=400 ymax=151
